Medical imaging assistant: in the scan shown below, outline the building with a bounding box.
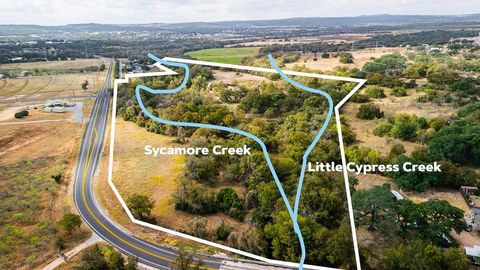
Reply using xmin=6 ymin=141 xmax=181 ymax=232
xmin=465 ymin=245 xmax=480 ymax=265
xmin=43 ymin=100 xmax=66 ymax=113
xmin=0 ymin=73 xmax=5 ymax=79
xmin=20 ymin=70 xmax=30 ymax=77
xmin=460 ymin=186 xmax=478 ymax=196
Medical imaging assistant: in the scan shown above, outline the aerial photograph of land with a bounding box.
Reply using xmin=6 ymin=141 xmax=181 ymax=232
xmin=0 ymin=1 xmax=479 ymax=270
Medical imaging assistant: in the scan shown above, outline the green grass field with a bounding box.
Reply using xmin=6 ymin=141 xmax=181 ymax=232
xmin=185 ymin=47 xmax=260 ymax=64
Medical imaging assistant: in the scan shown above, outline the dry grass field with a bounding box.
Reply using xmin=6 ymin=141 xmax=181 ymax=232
xmin=0 ymin=73 xmax=105 ymax=100
xmin=342 ymin=89 xmax=457 ymax=155
xmin=108 ymin=119 xmax=246 ymax=235
xmin=0 ymin=58 xmax=106 ymax=71
xmin=0 ymin=120 xmax=90 ymax=269
xmin=286 ymin=47 xmax=409 ymax=72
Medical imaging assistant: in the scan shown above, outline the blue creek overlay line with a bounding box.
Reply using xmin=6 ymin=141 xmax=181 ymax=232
xmin=135 ymin=53 xmax=334 ymax=269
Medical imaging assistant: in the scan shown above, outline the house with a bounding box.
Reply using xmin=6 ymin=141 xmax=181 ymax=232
xmin=0 ymin=73 xmax=5 ymax=79
xmin=460 ymin=186 xmax=478 ymax=196
xmin=465 ymin=245 xmax=480 ymax=265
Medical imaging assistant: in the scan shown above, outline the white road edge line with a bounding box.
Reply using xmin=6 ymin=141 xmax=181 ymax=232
xmin=107 ymin=57 xmax=366 ymax=270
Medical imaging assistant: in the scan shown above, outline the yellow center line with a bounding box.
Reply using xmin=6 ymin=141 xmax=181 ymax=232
xmin=79 ymin=66 xmax=215 ymax=269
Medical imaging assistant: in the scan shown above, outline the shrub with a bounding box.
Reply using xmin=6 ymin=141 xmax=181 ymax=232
xmin=351 ymin=93 xmax=370 ymax=103
xmin=216 ymin=221 xmax=231 ymax=240
xmin=188 ymin=218 xmax=207 ymax=237
xmin=356 ymin=104 xmax=384 ymax=120
xmin=392 ymin=87 xmax=408 ymax=97
xmin=126 ymin=194 xmax=155 ymax=222
xmin=364 ymin=85 xmax=386 ymax=98
xmin=392 ymin=122 xmax=417 ymax=141
xmin=339 ymin=52 xmax=354 ymax=63
xmin=51 ymin=173 xmax=62 ymax=184
xmin=373 ymin=122 xmax=394 ymax=137
xmin=389 ymin=144 xmax=406 ymax=157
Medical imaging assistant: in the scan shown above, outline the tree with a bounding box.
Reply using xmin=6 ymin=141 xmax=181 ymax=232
xmin=216 ymin=220 xmax=231 ymax=240
xmin=301 ymin=174 xmax=343 ymax=228
xmin=385 ymin=240 xmax=470 ymax=270
xmin=428 ymin=121 xmax=480 ymax=165
xmin=58 ymin=213 xmax=82 ymax=235
xmin=186 ymin=156 xmax=219 ymax=183
xmin=77 ymin=244 xmax=108 ymax=270
xmin=54 ymin=234 xmax=65 ymax=250
xmin=392 ymin=87 xmax=408 ymax=97
xmin=104 ymin=246 xmax=125 ymax=270
xmin=188 ymin=218 xmax=207 ymax=238
xmin=392 ymin=122 xmax=417 ymax=141
xmin=385 ymin=240 xmax=441 ymax=270
xmin=81 ymin=80 xmax=89 ymax=91
xmin=339 ymin=52 xmax=354 ymax=63
xmin=216 ymin=188 xmax=242 ymax=212
xmin=125 ymin=257 xmax=138 ymax=270
xmin=416 ymin=200 xmax=465 ymax=245
xmin=172 ymin=247 xmax=204 ymax=270
xmin=364 ymin=85 xmax=386 ymax=98
xmin=126 ymin=194 xmax=154 ymax=222
xmin=352 ymin=184 xmax=395 ymax=231
xmin=356 ymin=104 xmax=384 ymax=120
xmin=390 ymin=156 xmax=439 ymax=192
xmin=441 ymin=248 xmax=471 ymax=270
xmin=426 ymin=64 xmax=458 ymax=86
xmin=363 ymin=53 xmax=407 ymax=74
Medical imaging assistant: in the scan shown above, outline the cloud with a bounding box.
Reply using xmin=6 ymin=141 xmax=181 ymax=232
xmin=0 ymin=0 xmax=479 ymax=25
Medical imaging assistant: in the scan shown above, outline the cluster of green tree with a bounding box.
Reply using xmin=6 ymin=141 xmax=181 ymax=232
xmin=384 ymin=240 xmax=470 ymax=270
xmin=174 ymin=180 xmax=244 ymax=220
xmin=428 ymin=119 xmax=480 ymax=166
xmin=75 ymin=244 xmax=138 ymax=270
xmin=0 ymin=37 xmax=235 ymax=63
xmin=353 ymin=184 xmax=465 ymax=245
xmin=363 ymin=53 xmax=407 ymax=74
xmin=345 ymin=143 xmax=479 ymax=191
xmin=116 ymin=65 xmax=361 ymax=266
xmin=373 ymin=113 xmax=439 ymax=142
xmin=262 ymin=30 xmax=479 ymax=54
xmin=352 ymin=184 xmax=471 ymax=269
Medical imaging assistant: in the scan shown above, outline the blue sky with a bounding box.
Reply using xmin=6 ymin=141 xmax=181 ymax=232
xmin=1 ymin=0 xmax=480 ymax=25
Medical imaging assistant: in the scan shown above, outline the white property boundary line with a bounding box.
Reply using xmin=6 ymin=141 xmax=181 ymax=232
xmin=108 ymin=57 xmax=367 ymax=270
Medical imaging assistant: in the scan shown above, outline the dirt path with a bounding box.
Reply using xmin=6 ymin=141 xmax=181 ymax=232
xmin=40 ymin=233 xmax=103 ymax=270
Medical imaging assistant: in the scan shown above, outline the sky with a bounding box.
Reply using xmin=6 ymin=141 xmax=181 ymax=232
xmin=1 ymin=0 xmax=480 ymax=25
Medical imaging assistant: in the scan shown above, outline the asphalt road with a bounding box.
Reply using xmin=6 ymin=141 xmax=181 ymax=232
xmin=73 ymin=61 xmax=224 ymax=270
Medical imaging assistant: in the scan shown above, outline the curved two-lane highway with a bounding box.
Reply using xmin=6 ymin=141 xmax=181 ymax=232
xmin=73 ymin=61 xmax=224 ymax=269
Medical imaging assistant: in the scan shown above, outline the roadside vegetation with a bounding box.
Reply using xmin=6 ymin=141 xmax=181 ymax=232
xmin=0 ymin=123 xmax=89 ymax=269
